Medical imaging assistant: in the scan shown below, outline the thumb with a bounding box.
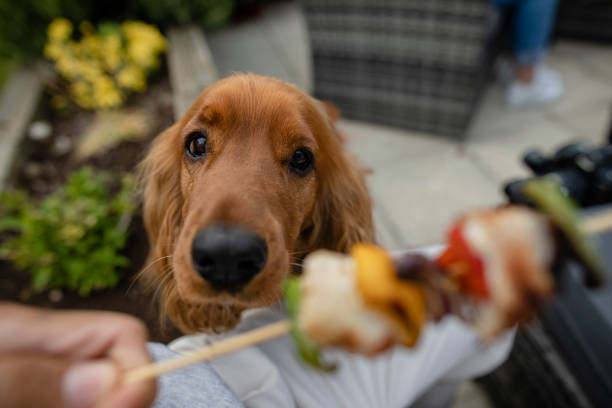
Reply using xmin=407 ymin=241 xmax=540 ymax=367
xmin=0 ymin=355 xmax=116 ymax=408
xmin=62 ymin=361 xmax=117 ymax=408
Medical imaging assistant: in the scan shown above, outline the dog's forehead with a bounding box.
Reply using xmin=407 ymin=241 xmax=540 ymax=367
xmin=188 ymin=76 xmax=323 ymax=150
xmin=200 ymin=77 xmax=313 ymax=125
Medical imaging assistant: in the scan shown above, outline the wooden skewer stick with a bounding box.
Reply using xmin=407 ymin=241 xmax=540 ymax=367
xmin=123 ymin=319 xmax=291 ymax=385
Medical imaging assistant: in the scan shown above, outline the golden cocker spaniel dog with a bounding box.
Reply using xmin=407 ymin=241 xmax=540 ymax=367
xmin=140 ymin=74 xmax=374 ymax=334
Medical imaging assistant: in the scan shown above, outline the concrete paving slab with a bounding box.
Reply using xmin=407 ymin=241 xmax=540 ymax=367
xmin=467 ymin=85 xmax=549 ymax=140
xmin=167 ymin=26 xmax=219 ymax=118
xmin=544 ymin=55 xmax=612 ymax=118
xmin=466 ymin=116 xmax=582 ymax=184
xmin=206 ymin=2 xmax=311 ymax=91
xmin=550 ymin=98 xmax=611 ymax=146
xmin=0 ymin=65 xmax=44 ymax=190
xmin=365 ymin=147 xmax=503 ymax=247
xmin=260 ymin=1 xmax=312 ymax=92
xmin=340 ymin=119 xmax=457 ymax=169
xmin=207 ymin=19 xmax=292 ymax=82
xmin=550 ymin=40 xmax=612 ymax=86
xmin=372 ymin=201 xmax=406 ymax=250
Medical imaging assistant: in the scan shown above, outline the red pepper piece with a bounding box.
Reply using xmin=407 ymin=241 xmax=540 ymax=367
xmin=436 ymin=224 xmax=489 ymax=299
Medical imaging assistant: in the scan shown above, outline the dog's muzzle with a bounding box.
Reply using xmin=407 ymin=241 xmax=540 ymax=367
xmin=191 ymin=224 xmax=267 ymax=291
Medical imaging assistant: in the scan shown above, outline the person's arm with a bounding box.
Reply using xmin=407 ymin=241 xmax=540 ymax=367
xmin=0 ymin=302 xmax=156 ymax=408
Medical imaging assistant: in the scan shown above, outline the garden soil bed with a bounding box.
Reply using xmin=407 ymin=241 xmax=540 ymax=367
xmin=0 ymin=76 xmax=182 ymax=342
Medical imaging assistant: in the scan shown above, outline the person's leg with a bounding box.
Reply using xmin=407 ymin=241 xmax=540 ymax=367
xmin=513 ymin=0 xmax=559 ymax=83
xmin=495 ymin=0 xmax=564 ymax=106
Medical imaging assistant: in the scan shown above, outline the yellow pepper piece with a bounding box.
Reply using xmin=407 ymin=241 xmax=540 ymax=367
xmin=352 ymin=243 xmax=426 ymax=348
xmin=393 ymin=284 xmax=426 ymax=347
xmin=352 ymin=243 xmax=397 ymax=303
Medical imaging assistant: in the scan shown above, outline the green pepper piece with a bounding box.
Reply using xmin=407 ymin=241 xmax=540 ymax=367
xmin=522 ymin=178 xmax=604 ymax=287
xmin=283 ymin=276 xmax=336 ymax=371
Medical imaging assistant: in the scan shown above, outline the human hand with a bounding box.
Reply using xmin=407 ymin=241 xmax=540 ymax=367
xmin=0 ymin=302 xmax=156 ymax=408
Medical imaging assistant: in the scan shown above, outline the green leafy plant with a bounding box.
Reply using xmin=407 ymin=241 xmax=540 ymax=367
xmin=0 ymin=167 xmax=136 ymax=296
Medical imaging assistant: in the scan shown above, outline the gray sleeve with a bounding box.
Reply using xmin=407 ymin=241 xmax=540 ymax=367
xmin=148 ymin=342 xmax=244 ymax=408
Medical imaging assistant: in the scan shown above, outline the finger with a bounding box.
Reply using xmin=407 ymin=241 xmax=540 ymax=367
xmin=0 ymin=304 xmax=151 ymax=366
xmin=63 ymin=359 xmax=155 ymax=408
xmin=62 ymin=360 xmax=118 ymax=408
xmin=104 ymin=314 xmax=151 ymax=369
xmin=97 ymin=320 xmax=156 ymax=408
xmin=97 ymin=379 xmax=157 ymax=408
xmin=0 ymin=304 xmax=116 ymax=356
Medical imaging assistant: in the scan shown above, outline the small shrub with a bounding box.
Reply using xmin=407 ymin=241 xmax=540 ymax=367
xmin=45 ymin=19 xmax=166 ymax=110
xmin=0 ymin=168 xmax=136 ymax=296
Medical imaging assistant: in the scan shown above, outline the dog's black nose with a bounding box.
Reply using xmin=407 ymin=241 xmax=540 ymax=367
xmin=191 ymin=224 xmax=267 ymax=290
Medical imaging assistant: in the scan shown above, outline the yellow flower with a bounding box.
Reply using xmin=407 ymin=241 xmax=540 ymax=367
xmin=102 ymin=35 xmax=122 ymax=71
xmin=45 ymin=19 xmax=165 ymax=110
xmin=55 ymin=55 xmax=80 ymax=80
xmin=70 ymin=80 xmax=89 ymax=98
xmin=80 ymin=34 xmax=103 ymax=59
xmin=122 ymin=21 xmax=166 ymax=69
xmin=47 ymin=18 xmax=73 ymax=42
xmin=44 ymin=42 xmax=63 ymax=60
xmin=70 ymin=81 xmax=94 ymax=109
xmin=77 ymin=60 xmax=103 ymax=82
xmin=126 ymin=42 xmax=154 ymax=69
xmin=93 ymin=75 xmax=123 ymax=108
xmin=116 ymin=65 xmax=146 ymax=92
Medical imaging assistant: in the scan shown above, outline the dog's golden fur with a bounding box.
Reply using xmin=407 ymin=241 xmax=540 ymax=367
xmin=139 ymin=74 xmax=374 ymax=333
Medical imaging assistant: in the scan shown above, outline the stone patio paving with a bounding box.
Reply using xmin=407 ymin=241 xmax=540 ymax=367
xmin=206 ymin=2 xmax=612 ymax=406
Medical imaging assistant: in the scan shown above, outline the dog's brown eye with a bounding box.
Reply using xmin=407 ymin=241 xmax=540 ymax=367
xmin=186 ymin=131 xmax=207 ymax=160
xmin=289 ymin=148 xmax=314 ymax=176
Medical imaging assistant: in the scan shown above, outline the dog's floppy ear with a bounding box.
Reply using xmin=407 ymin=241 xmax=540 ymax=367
xmin=301 ymin=102 xmax=375 ymax=254
xmin=138 ymin=123 xmax=183 ymax=281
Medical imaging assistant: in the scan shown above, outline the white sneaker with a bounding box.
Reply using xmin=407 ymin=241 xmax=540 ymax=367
xmin=505 ymin=66 xmax=564 ymax=108
xmin=534 ymin=64 xmax=562 ymax=86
